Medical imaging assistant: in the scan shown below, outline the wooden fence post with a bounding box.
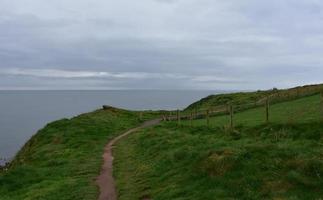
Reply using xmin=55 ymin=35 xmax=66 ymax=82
xmin=206 ymin=109 xmax=210 ymax=127
xmin=177 ymin=110 xmax=181 ymax=125
xmin=296 ymin=87 xmax=300 ymax=97
xmin=190 ymin=111 xmax=193 ymax=127
xmin=265 ymin=97 xmax=269 ymax=123
xmin=139 ymin=112 xmax=143 ymax=121
xmin=229 ymin=105 xmax=234 ymax=129
xmin=176 ymin=110 xmax=179 ymax=121
xmin=321 ymin=91 xmax=323 ymax=122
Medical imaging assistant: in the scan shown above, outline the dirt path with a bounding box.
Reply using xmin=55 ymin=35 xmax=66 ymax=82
xmin=96 ymin=119 xmax=161 ymax=200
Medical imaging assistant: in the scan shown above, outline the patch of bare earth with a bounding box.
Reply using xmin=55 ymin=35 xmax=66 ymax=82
xmin=96 ymin=119 xmax=160 ymax=200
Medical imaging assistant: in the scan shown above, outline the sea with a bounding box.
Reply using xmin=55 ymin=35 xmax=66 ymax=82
xmin=0 ymin=90 xmax=221 ymax=165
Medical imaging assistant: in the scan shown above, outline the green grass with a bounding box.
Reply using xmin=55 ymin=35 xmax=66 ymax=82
xmin=114 ymin=93 xmax=323 ymax=200
xmin=114 ymin=122 xmax=323 ymax=200
xmin=0 ymin=108 xmax=143 ymax=200
xmin=186 ymin=83 xmax=323 ymax=112
xmin=1 ymin=87 xmax=322 ymax=200
xmin=182 ymin=94 xmax=321 ymax=128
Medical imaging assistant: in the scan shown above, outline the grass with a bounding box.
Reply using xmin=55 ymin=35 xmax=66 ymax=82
xmin=185 ymin=84 xmax=323 ymax=112
xmin=114 ymin=93 xmax=323 ymax=200
xmin=182 ymin=94 xmax=321 ymax=128
xmin=114 ymin=122 xmax=323 ymax=200
xmin=0 ymin=107 xmax=143 ymax=200
xmin=1 ymin=86 xmax=322 ymax=200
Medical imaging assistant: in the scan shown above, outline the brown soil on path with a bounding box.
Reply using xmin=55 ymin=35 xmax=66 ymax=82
xmin=96 ymin=119 xmax=161 ymax=200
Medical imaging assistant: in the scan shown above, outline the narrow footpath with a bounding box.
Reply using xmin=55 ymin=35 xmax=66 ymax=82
xmin=96 ymin=119 xmax=161 ymax=200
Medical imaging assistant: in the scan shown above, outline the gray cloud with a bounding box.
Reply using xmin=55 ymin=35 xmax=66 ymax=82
xmin=0 ymin=0 xmax=322 ymax=90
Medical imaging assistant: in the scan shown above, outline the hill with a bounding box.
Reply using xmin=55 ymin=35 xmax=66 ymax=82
xmin=114 ymin=90 xmax=323 ymax=200
xmin=0 ymin=107 xmax=144 ymax=200
xmin=185 ymin=83 xmax=323 ymax=112
xmin=114 ymin=122 xmax=323 ymax=200
xmin=183 ymin=93 xmax=321 ymax=127
xmin=1 ymin=84 xmax=322 ymax=200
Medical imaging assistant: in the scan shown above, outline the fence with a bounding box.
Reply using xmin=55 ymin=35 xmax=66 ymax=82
xmin=162 ymin=90 xmax=323 ymax=129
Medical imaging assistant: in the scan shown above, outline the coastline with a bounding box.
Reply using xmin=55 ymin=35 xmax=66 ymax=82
xmin=0 ymin=90 xmax=217 ymax=165
xmin=0 ymin=107 xmax=155 ymax=199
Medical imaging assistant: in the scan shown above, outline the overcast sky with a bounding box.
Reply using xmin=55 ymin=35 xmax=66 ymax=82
xmin=0 ymin=0 xmax=322 ymax=90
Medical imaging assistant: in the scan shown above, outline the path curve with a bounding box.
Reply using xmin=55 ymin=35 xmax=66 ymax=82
xmin=96 ymin=119 xmax=161 ymax=200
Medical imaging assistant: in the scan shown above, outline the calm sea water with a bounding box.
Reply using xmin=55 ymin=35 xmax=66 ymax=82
xmin=0 ymin=90 xmax=219 ymax=165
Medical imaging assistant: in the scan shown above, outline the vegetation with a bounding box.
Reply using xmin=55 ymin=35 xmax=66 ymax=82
xmin=185 ymin=84 xmax=323 ymax=112
xmin=0 ymin=107 xmax=143 ymax=200
xmin=114 ymin=122 xmax=323 ymax=200
xmin=182 ymin=94 xmax=321 ymax=127
xmin=114 ymin=92 xmax=323 ymax=200
xmin=1 ymin=84 xmax=322 ymax=200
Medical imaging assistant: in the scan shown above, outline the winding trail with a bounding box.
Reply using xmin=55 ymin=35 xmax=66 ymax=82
xmin=96 ymin=119 xmax=161 ymax=200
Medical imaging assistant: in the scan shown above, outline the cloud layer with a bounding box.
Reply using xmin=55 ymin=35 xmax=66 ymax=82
xmin=0 ymin=0 xmax=323 ymax=89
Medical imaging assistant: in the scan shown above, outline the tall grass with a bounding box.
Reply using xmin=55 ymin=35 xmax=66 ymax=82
xmin=114 ymin=93 xmax=323 ymax=200
xmin=0 ymin=108 xmax=141 ymax=200
xmin=182 ymin=94 xmax=321 ymax=128
xmin=114 ymin=122 xmax=323 ymax=200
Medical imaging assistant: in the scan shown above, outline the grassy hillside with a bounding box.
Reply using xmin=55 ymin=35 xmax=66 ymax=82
xmin=0 ymin=85 xmax=322 ymax=200
xmin=183 ymin=94 xmax=321 ymax=127
xmin=114 ymin=93 xmax=323 ymax=200
xmin=0 ymin=107 xmax=143 ymax=200
xmin=114 ymin=122 xmax=323 ymax=200
xmin=186 ymin=83 xmax=323 ymax=112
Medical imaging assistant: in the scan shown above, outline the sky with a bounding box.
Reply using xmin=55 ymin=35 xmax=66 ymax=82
xmin=0 ymin=0 xmax=323 ymax=90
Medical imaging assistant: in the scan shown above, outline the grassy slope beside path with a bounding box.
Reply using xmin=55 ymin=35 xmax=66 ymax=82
xmin=0 ymin=108 xmax=143 ymax=200
xmin=114 ymin=123 xmax=323 ymax=200
xmin=114 ymin=94 xmax=323 ymax=200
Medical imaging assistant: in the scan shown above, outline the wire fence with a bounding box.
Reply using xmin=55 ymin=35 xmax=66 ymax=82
xmin=162 ymin=89 xmax=323 ymax=129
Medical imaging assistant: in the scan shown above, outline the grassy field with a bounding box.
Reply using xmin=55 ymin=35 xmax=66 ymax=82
xmin=186 ymin=84 xmax=323 ymax=112
xmin=0 ymin=107 xmax=143 ymax=200
xmin=114 ymin=93 xmax=323 ymax=200
xmin=114 ymin=122 xmax=323 ymax=200
xmin=182 ymin=94 xmax=321 ymax=128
